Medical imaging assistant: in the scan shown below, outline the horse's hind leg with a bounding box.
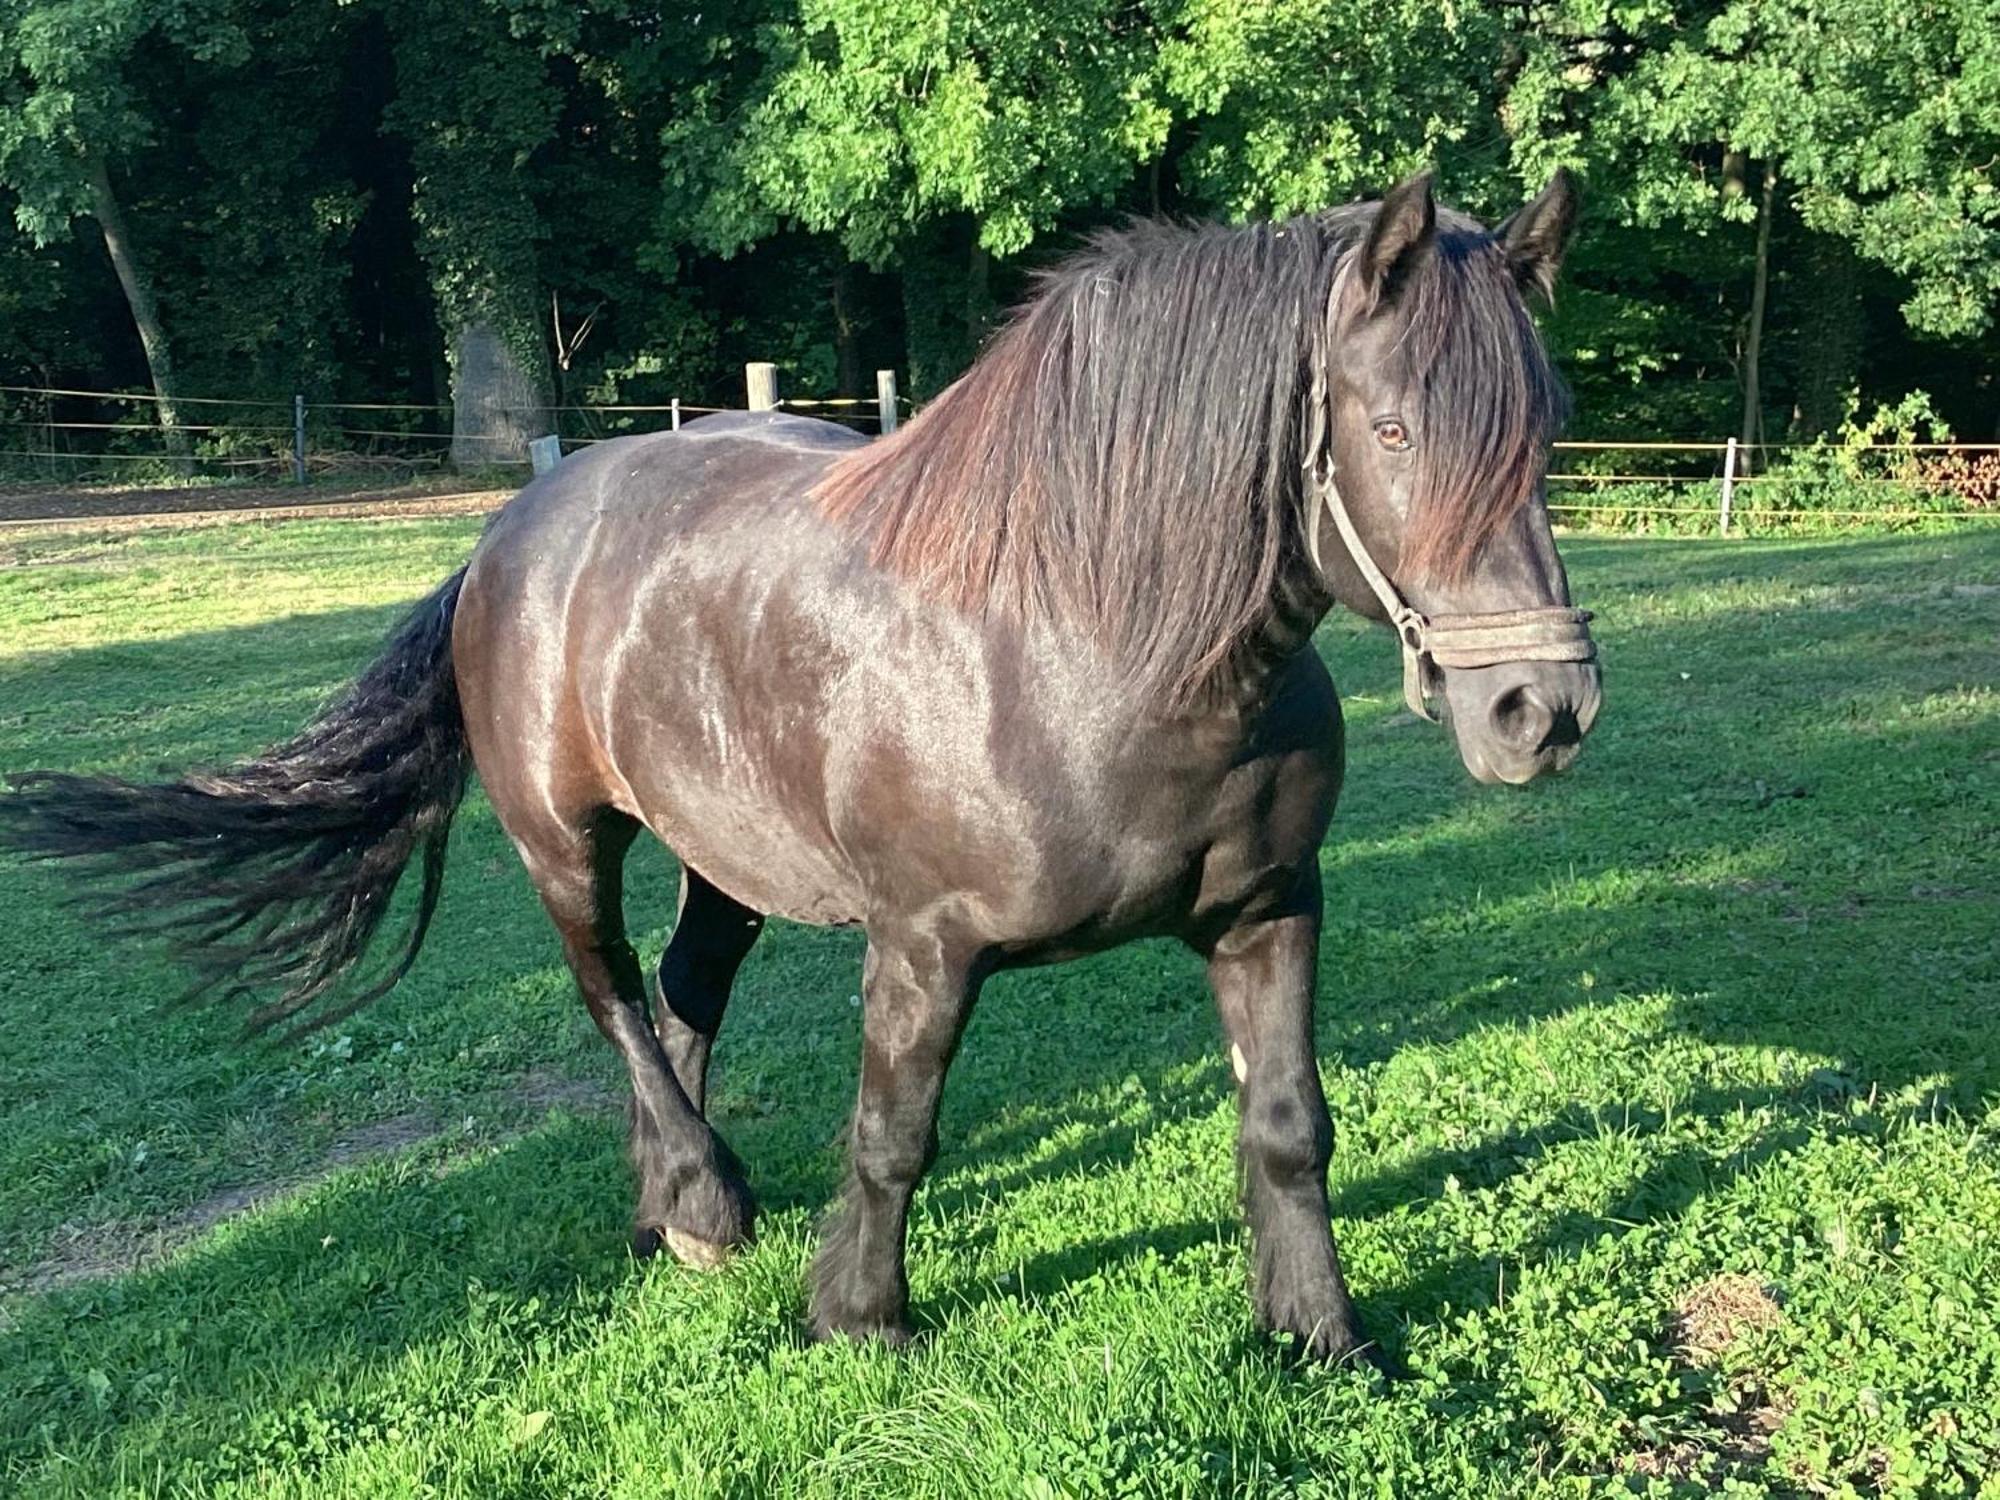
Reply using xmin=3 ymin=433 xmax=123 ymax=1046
xmin=519 ymin=809 xmax=754 ymax=1267
xmin=655 ymin=867 xmax=764 ymax=1114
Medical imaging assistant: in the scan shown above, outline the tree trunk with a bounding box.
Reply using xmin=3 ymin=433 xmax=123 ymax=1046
xmin=832 ymin=261 xmax=863 ymax=400
xmin=965 ymin=236 xmax=992 ymax=353
xmin=448 ymin=317 xmax=552 ymax=469
xmin=1793 ymin=232 xmax=1863 ymax=436
xmin=86 ymin=153 xmax=190 ymax=461
xmin=1722 ymin=149 xmax=1748 ymax=199
xmin=1738 ymin=161 xmax=1777 ymax=471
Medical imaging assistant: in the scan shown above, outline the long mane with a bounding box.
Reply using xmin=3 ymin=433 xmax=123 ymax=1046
xmin=815 ymin=207 xmax=1562 ymax=705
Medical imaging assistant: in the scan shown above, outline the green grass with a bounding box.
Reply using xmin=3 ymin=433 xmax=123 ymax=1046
xmin=1 ymin=518 xmax=1997 ymax=1498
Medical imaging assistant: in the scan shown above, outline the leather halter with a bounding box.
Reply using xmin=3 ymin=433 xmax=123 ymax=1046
xmin=1305 ymin=457 xmax=1597 ymax=722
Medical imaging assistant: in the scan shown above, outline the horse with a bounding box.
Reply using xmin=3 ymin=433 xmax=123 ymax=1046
xmin=1 ymin=170 xmax=1600 ymax=1365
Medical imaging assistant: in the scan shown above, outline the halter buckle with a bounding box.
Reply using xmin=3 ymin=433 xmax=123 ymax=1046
xmin=1391 ymin=605 xmax=1440 ymax=721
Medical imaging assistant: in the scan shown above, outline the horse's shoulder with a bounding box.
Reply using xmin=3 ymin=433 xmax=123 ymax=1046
xmin=1249 ymin=649 xmax=1343 ymax=760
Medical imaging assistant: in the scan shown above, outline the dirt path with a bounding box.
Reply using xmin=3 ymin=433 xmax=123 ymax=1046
xmin=1 ymin=1070 xmax=617 ymax=1302
xmin=0 ymin=477 xmax=510 ymax=529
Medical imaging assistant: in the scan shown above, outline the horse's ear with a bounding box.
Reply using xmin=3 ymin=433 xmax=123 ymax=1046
xmin=1358 ymin=170 xmax=1437 ymax=304
xmin=1497 ymin=169 xmax=1580 ymax=304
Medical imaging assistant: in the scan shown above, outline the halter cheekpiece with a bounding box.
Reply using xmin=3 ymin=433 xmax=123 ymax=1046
xmin=1305 ymin=456 xmax=1597 ymax=722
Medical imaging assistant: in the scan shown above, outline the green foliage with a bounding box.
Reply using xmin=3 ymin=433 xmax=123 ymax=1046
xmin=1752 ymin=392 xmax=1985 ymax=518
xmin=143 ymin=6 xmax=370 ymax=400
xmin=668 ymin=0 xmax=1170 ymax=263
xmin=1508 ymin=0 xmax=2000 ymax=338
xmin=0 ymin=0 xmax=250 ymax=242
xmin=1539 ymin=222 xmax=1749 ymax=440
xmin=1553 ymin=391 xmax=1994 ymax=535
xmin=0 ymin=196 xmax=73 ymax=365
xmin=1 ymin=0 xmax=1997 ymax=440
xmin=1161 ymin=0 xmax=1499 ymax=219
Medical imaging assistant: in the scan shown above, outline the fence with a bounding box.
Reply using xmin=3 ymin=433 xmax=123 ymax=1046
xmin=0 ymin=365 xmax=908 ymax=488
xmin=4 ymin=370 xmax=1997 ymax=535
xmin=1545 ymin=437 xmax=2000 ymax=534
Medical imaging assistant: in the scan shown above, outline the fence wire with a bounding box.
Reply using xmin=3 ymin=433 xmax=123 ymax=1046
xmin=1 ymin=382 xmax=1994 ymax=534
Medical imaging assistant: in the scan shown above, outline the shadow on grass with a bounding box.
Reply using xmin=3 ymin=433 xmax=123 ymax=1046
xmin=1 ymin=531 xmax=1996 ymax=1484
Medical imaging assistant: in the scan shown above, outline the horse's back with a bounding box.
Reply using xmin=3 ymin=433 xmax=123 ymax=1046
xmin=484 ymin=411 xmax=863 ymax=544
xmin=459 ymin=410 xmax=868 ymax=681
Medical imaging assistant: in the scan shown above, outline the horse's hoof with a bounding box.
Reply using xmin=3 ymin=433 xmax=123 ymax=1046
xmin=662 ymin=1226 xmax=734 ymax=1271
xmin=1274 ymin=1323 xmax=1395 ymax=1377
xmin=810 ymin=1314 xmax=915 ymax=1349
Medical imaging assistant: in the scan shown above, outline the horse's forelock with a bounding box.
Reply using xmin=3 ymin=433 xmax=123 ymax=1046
xmin=1389 ymin=231 xmax=1568 ymax=584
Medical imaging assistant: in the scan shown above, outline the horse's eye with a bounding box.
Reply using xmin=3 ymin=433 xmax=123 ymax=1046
xmin=1374 ymin=419 xmax=1410 ymax=452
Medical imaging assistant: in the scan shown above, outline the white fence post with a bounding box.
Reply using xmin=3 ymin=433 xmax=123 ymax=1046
xmin=745 ymin=363 xmax=779 ymax=411
xmin=528 ymin=434 xmax=562 ymax=474
xmin=1720 ymin=436 xmax=1739 ymax=536
xmin=670 ymin=397 xmax=681 ymax=431
xmin=876 ymin=369 xmax=899 ymax=434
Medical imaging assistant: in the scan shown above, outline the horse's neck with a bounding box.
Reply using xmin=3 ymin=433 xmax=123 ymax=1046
xmin=1221 ymin=549 xmax=1334 ymax=710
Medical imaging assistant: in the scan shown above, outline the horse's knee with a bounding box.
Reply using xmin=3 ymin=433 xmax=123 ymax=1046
xmin=1240 ymin=1079 xmax=1331 ymax=1188
xmin=851 ymin=1108 xmax=936 ymax=1190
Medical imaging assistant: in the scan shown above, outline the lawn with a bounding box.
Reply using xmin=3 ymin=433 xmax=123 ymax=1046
xmin=1 ymin=517 xmax=1996 ymax=1498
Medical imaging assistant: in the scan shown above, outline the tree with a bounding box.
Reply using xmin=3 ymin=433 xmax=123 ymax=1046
xmin=0 ymin=0 xmax=252 ymax=457
xmin=3 ymin=0 xmax=1996 ymax=450
xmin=383 ymin=0 xmax=559 ymax=466
xmin=1159 ymin=0 xmax=1510 ymax=220
xmin=661 ymin=0 xmax=1172 ymax=392
xmin=1503 ymin=0 xmax=2000 ymax=447
xmin=665 ymin=0 xmax=1529 ymax=392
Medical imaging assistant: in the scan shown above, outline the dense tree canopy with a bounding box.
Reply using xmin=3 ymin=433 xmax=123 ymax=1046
xmin=1 ymin=0 xmax=1995 ymax=458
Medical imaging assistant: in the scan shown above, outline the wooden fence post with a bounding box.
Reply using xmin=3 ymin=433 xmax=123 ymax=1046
xmin=1720 ymin=436 xmax=1739 ymax=536
xmin=876 ymin=369 xmax=899 ymax=434
xmin=670 ymin=397 xmax=681 ymax=431
xmin=745 ymin=363 xmax=779 ymax=412
xmin=292 ymin=394 xmax=307 ymax=484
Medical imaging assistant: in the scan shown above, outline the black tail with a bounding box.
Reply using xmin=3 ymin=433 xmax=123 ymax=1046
xmin=0 ymin=570 xmax=472 ymax=1035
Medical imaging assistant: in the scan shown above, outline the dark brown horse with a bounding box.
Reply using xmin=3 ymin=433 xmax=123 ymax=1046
xmin=2 ymin=171 xmax=1600 ymax=1364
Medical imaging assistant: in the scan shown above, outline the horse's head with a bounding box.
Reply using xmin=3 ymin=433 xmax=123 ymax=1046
xmin=1311 ymin=169 xmax=1601 ymax=786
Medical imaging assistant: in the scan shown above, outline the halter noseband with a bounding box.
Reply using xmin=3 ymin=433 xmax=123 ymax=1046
xmin=1306 ymin=458 xmax=1597 ymax=722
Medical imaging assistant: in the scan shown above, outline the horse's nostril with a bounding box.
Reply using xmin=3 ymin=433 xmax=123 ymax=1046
xmin=1491 ymin=683 xmax=1588 ymax=756
xmin=1540 ymin=701 xmax=1583 ymax=751
xmin=1489 ymin=684 xmax=1552 ymax=750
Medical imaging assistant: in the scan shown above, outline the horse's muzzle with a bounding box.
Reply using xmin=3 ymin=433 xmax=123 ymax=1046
xmin=1444 ymin=658 xmax=1603 ymax=786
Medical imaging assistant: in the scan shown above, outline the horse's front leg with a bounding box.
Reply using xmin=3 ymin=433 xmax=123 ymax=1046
xmin=813 ymin=926 xmax=981 ymax=1345
xmin=1205 ymin=876 xmax=1374 ymax=1365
